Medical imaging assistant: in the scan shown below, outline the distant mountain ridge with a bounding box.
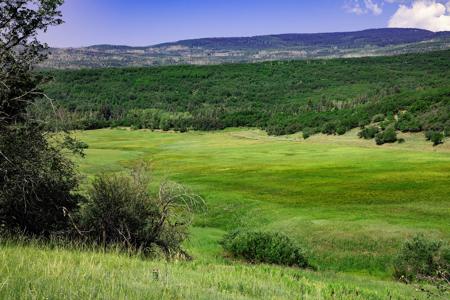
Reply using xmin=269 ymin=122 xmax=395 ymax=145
xmin=42 ymin=28 xmax=450 ymax=69
xmin=154 ymin=28 xmax=450 ymax=49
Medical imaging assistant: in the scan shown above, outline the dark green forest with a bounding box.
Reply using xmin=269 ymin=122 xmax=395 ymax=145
xmin=41 ymin=50 xmax=450 ymax=143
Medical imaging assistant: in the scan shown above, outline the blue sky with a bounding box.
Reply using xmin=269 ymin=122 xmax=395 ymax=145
xmin=41 ymin=0 xmax=450 ymax=47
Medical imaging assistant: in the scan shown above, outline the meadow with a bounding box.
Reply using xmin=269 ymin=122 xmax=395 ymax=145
xmin=1 ymin=128 xmax=449 ymax=299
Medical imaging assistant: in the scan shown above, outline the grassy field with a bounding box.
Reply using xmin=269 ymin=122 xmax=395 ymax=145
xmin=75 ymin=128 xmax=450 ymax=276
xmin=1 ymin=128 xmax=449 ymax=299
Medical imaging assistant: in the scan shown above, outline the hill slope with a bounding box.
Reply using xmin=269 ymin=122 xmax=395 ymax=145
xmin=41 ymin=28 xmax=450 ymax=68
xmin=42 ymin=50 xmax=450 ymax=140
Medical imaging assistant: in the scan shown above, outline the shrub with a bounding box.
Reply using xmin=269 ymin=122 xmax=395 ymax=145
xmin=358 ymin=126 xmax=380 ymax=139
xmin=336 ymin=126 xmax=347 ymax=135
xmin=302 ymin=128 xmax=313 ymax=139
xmin=396 ymin=113 xmax=422 ymax=132
xmin=375 ymin=127 xmax=398 ymax=145
xmin=78 ymin=166 xmax=204 ymax=257
xmin=221 ymin=230 xmax=309 ymax=268
xmin=431 ymin=132 xmax=444 ymax=146
xmin=321 ymin=122 xmax=337 ymax=135
xmin=425 ymin=131 xmax=444 ymax=146
xmin=394 ymin=235 xmax=449 ymax=283
xmin=425 ymin=130 xmax=434 ymax=141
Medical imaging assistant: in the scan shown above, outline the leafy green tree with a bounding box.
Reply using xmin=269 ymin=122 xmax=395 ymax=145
xmin=0 ymin=0 xmax=64 ymax=127
xmin=0 ymin=0 xmax=83 ymax=236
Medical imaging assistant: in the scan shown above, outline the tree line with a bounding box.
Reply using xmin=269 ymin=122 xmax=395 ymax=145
xmin=40 ymin=49 xmax=450 ymax=144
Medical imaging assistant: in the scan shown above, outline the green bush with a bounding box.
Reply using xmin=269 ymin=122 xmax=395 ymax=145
xmin=375 ymin=127 xmax=397 ymax=145
xmin=336 ymin=126 xmax=347 ymax=135
xmin=394 ymin=235 xmax=449 ymax=283
xmin=221 ymin=230 xmax=309 ymax=268
xmin=78 ymin=166 xmax=204 ymax=257
xmin=321 ymin=122 xmax=337 ymax=135
xmin=396 ymin=112 xmax=422 ymax=132
xmin=358 ymin=126 xmax=380 ymax=139
xmin=425 ymin=130 xmax=444 ymax=146
xmin=302 ymin=128 xmax=313 ymax=139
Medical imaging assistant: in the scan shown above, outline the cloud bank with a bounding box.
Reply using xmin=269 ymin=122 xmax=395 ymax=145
xmin=346 ymin=1 xmax=450 ymax=31
xmin=388 ymin=1 xmax=450 ymax=31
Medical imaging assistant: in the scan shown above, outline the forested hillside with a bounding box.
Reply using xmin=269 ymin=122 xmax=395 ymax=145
xmin=42 ymin=50 xmax=450 ymax=144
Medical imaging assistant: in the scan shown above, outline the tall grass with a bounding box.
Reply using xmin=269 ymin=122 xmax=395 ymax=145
xmin=0 ymin=239 xmax=444 ymax=299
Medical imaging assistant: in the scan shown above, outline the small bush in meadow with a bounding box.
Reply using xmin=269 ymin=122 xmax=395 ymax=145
xmin=221 ymin=230 xmax=309 ymax=268
xmin=394 ymin=235 xmax=449 ymax=283
xmin=358 ymin=126 xmax=380 ymax=139
xmin=425 ymin=131 xmax=444 ymax=146
xmin=375 ymin=126 xmax=397 ymax=145
xmin=336 ymin=126 xmax=347 ymax=136
xmin=78 ymin=165 xmax=204 ymax=257
xmin=302 ymin=128 xmax=314 ymax=139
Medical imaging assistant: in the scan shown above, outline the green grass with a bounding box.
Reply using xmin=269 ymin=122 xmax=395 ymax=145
xmin=74 ymin=128 xmax=450 ymax=276
xmin=0 ymin=239 xmax=442 ymax=299
xmin=1 ymin=128 xmax=449 ymax=299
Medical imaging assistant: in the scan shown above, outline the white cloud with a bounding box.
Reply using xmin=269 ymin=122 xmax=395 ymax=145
xmin=345 ymin=0 xmax=384 ymax=15
xmin=388 ymin=0 xmax=450 ymax=31
xmin=364 ymin=0 xmax=383 ymax=15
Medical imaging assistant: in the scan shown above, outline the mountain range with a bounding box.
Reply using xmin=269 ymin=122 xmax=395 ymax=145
xmin=42 ymin=28 xmax=450 ymax=69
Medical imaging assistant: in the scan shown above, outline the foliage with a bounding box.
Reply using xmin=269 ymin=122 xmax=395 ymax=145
xmin=0 ymin=0 xmax=83 ymax=236
xmin=302 ymin=127 xmax=314 ymax=139
xmin=0 ymin=125 xmax=81 ymax=235
xmin=394 ymin=235 xmax=449 ymax=285
xmin=221 ymin=229 xmax=309 ymax=268
xmin=42 ymin=50 xmax=450 ymax=145
xmin=425 ymin=130 xmax=444 ymax=146
xmin=358 ymin=126 xmax=380 ymax=139
xmin=0 ymin=0 xmax=64 ymax=127
xmin=78 ymin=166 xmax=205 ymax=257
xmin=396 ymin=112 xmax=421 ymax=132
xmin=375 ymin=127 xmax=397 ymax=145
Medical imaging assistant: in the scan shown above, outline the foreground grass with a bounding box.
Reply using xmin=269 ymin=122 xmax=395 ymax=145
xmin=0 ymin=240 xmax=442 ymax=300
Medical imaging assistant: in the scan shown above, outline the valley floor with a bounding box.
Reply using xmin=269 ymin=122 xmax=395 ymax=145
xmin=1 ymin=128 xmax=449 ymax=299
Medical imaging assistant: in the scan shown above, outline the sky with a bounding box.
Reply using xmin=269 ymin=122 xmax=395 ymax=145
xmin=40 ymin=0 xmax=450 ymax=47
